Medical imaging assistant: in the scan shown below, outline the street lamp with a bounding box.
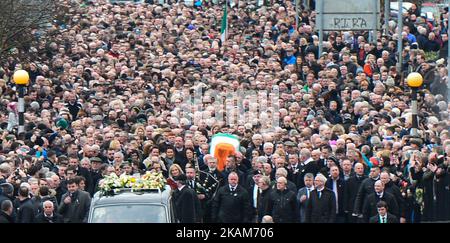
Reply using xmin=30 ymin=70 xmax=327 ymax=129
xmin=13 ymin=70 xmax=29 ymax=134
xmin=406 ymin=72 xmax=423 ymax=137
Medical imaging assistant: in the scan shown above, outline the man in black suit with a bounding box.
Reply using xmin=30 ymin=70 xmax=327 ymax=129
xmin=325 ymin=165 xmax=345 ymax=223
xmin=287 ymin=154 xmax=301 ymax=187
xmin=369 ymin=201 xmax=399 ymax=223
xmin=212 ymin=172 xmax=251 ymax=223
xmin=380 ymin=170 xmax=405 ymax=223
xmin=305 ymin=173 xmax=336 ymax=223
xmin=296 ymin=148 xmax=319 ymax=189
xmin=172 ymin=174 xmax=201 ymax=223
xmin=343 ymin=163 xmax=367 ymax=223
xmin=265 ymin=176 xmax=299 ymax=223
xmin=353 ymin=166 xmax=381 ymax=220
xmin=246 ymin=170 xmax=262 ymax=222
xmin=362 ymin=180 xmax=399 ymax=222
xmin=15 ymin=186 xmax=35 ymax=223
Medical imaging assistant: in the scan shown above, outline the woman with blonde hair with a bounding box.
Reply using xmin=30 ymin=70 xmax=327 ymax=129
xmin=109 ymin=139 xmax=121 ymax=151
xmin=363 ymin=54 xmax=376 ymax=78
xmin=168 ymin=164 xmax=184 ymax=179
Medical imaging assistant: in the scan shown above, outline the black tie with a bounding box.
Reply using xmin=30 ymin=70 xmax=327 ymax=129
xmin=318 ymin=191 xmax=322 ymax=199
xmin=231 ymin=187 xmax=235 ymax=192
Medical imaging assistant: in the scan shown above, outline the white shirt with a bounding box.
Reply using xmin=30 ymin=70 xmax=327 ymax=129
xmin=303 ymin=157 xmax=313 ymax=165
xmin=332 ymin=179 xmax=339 ymax=213
xmin=253 ymin=185 xmax=259 ymax=208
xmin=306 ymin=186 xmax=314 ymax=198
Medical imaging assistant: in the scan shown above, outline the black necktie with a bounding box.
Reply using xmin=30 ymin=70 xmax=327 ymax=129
xmin=231 ymin=187 xmax=235 ymax=192
xmin=318 ymin=190 xmax=322 ymax=199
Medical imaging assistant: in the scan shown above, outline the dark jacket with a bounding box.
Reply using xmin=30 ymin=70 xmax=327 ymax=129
xmin=305 ymin=188 xmax=336 ymax=223
xmin=34 ymin=212 xmax=64 ymax=223
xmin=174 ymin=148 xmax=188 ymax=169
xmin=325 ymin=177 xmax=345 ymax=215
xmin=0 ymin=211 xmax=14 ymax=223
xmin=265 ymin=189 xmax=299 ymax=223
xmin=384 ymin=181 xmax=404 ymax=217
xmin=438 ymin=40 xmax=448 ymax=60
xmin=212 ymin=185 xmax=251 ymax=223
xmin=362 ymin=191 xmax=399 ymax=222
xmin=58 ymin=190 xmax=91 ymax=223
xmin=369 ymin=213 xmax=399 ymax=223
xmin=15 ymin=197 xmax=35 ymax=223
xmin=296 ymin=161 xmax=320 ymax=189
xmin=77 ymin=166 xmax=94 ymax=196
xmin=353 ymin=177 xmax=378 ymax=215
xmin=257 ymin=187 xmax=272 ymax=223
xmin=343 ymin=174 xmax=367 ymax=213
xmin=172 ymin=185 xmax=201 ymax=223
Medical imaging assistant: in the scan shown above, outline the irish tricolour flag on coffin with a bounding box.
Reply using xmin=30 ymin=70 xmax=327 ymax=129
xmin=210 ymin=133 xmax=239 ymax=172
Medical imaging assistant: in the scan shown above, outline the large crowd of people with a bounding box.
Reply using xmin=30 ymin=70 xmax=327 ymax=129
xmin=0 ymin=0 xmax=449 ymax=223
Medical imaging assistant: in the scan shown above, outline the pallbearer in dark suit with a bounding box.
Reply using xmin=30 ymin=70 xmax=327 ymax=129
xmin=172 ymin=174 xmax=201 ymax=223
xmin=297 ymin=173 xmax=315 ymax=223
xmin=369 ymin=201 xmax=399 ymax=223
xmin=325 ymin=165 xmax=345 ymax=223
xmin=212 ymin=172 xmax=251 ymax=223
xmin=343 ymin=163 xmax=367 ymax=223
xmin=305 ymin=173 xmax=336 ymax=223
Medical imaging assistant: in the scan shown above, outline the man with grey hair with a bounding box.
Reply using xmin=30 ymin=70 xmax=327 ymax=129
xmin=34 ymin=200 xmax=63 ymax=223
xmin=246 ymin=134 xmax=264 ymax=159
xmin=274 ymin=168 xmax=297 ymax=193
xmin=262 ymin=142 xmax=274 ymax=161
xmin=0 ymin=163 xmax=12 ymax=184
xmin=305 ymin=173 xmax=336 ymax=223
xmin=265 ymin=176 xmax=299 ymax=223
xmin=297 ymin=173 xmax=315 ymax=223
xmin=297 ymin=148 xmax=319 ymax=188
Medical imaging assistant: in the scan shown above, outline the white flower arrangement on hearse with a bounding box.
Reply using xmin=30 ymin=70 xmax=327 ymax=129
xmin=99 ymin=171 xmax=166 ymax=194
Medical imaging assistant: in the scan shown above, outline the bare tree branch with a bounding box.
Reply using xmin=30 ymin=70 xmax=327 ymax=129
xmin=0 ymin=0 xmax=77 ymax=65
